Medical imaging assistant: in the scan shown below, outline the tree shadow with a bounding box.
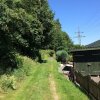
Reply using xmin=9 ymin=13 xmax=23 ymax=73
xmin=39 ymin=60 xmax=47 ymax=63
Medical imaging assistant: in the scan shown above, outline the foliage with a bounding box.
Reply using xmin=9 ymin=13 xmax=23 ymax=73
xmin=72 ymin=44 xmax=85 ymax=49
xmin=49 ymin=50 xmax=54 ymax=57
xmin=13 ymin=55 xmax=35 ymax=81
xmin=0 ymin=0 xmax=73 ymax=74
xmin=0 ymin=0 xmax=54 ymax=70
xmin=56 ymin=50 xmax=68 ymax=62
xmin=0 ymin=55 xmax=36 ymax=92
xmin=49 ymin=19 xmax=73 ymax=51
xmin=67 ymin=54 xmax=73 ymax=62
xmin=0 ymin=52 xmax=17 ymax=74
xmin=0 ymin=75 xmax=17 ymax=91
xmin=39 ymin=50 xmax=54 ymax=61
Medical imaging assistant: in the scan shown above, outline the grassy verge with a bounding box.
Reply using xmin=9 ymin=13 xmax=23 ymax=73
xmin=48 ymin=58 xmax=89 ymax=100
xmin=0 ymin=53 xmax=89 ymax=100
xmin=1 ymin=56 xmax=52 ymax=100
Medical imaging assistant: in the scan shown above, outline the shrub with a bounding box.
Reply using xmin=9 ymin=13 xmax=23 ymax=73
xmin=0 ymin=75 xmax=17 ymax=91
xmin=0 ymin=52 xmax=17 ymax=74
xmin=13 ymin=56 xmax=33 ymax=81
xmin=40 ymin=50 xmax=54 ymax=60
xmin=56 ymin=50 xmax=68 ymax=62
xmin=13 ymin=68 xmax=26 ymax=81
xmin=15 ymin=54 xmax=23 ymax=68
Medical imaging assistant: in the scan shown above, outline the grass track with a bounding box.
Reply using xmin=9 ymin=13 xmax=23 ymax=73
xmin=48 ymin=58 xmax=89 ymax=100
xmin=1 ymin=56 xmax=89 ymax=100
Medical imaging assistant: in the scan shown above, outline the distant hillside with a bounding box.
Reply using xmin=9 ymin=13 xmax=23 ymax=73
xmin=86 ymin=40 xmax=100 ymax=48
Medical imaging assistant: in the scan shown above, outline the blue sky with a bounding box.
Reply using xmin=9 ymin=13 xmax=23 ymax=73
xmin=48 ymin=0 xmax=100 ymax=45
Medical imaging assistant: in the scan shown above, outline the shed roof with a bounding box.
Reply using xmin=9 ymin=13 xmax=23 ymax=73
xmin=71 ymin=40 xmax=100 ymax=53
xmin=70 ymin=47 xmax=100 ymax=53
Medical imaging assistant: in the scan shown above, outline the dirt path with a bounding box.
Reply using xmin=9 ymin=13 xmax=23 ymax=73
xmin=49 ymin=74 xmax=59 ymax=100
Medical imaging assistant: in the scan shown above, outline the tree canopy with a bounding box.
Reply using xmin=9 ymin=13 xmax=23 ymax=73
xmin=0 ymin=0 xmax=73 ymax=71
xmin=49 ymin=19 xmax=73 ymax=51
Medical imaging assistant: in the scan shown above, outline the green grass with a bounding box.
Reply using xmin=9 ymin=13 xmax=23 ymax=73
xmin=49 ymin=59 xmax=89 ymax=100
xmin=0 ymin=54 xmax=89 ymax=100
xmin=1 ymin=57 xmax=52 ymax=100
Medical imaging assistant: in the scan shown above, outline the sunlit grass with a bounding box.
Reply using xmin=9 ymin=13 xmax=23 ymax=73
xmin=0 ymin=53 xmax=89 ymax=100
xmin=47 ymin=58 xmax=89 ymax=100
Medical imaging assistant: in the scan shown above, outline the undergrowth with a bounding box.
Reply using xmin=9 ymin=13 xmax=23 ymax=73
xmin=0 ymin=54 xmax=36 ymax=92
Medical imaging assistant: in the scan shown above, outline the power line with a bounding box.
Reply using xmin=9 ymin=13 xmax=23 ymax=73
xmin=75 ymin=27 xmax=85 ymax=45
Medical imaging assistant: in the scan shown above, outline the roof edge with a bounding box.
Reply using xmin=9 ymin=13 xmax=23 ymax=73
xmin=70 ymin=47 xmax=100 ymax=53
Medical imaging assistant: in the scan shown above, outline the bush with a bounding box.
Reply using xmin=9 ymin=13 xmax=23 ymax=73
xmin=0 ymin=75 xmax=17 ymax=91
xmin=56 ymin=50 xmax=68 ymax=62
xmin=16 ymin=54 xmax=23 ymax=68
xmin=40 ymin=50 xmax=54 ymax=60
xmin=13 ymin=68 xmax=26 ymax=81
xmin=0 ymin=52 xmax=17 ymax=74
xmin=13 ymin=56 xmax=33 ymax=81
